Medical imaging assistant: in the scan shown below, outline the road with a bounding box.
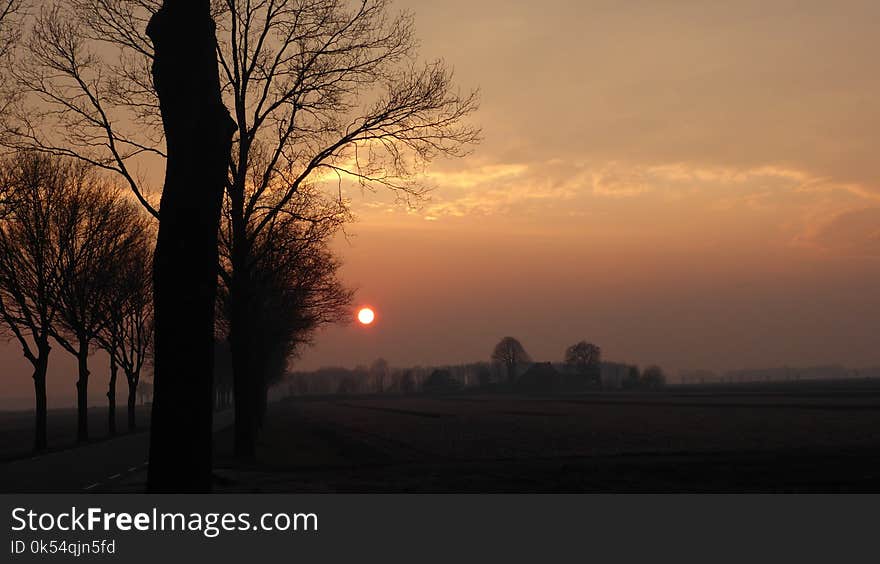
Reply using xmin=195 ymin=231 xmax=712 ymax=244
xmin=0 ymin=410 xmax=234 ymax=493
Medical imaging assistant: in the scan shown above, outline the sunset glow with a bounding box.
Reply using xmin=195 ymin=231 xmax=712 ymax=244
xmin=294 ymin=1 xmax=880 ymax=375
xmin=357 ymin=307 xmax=376 ymax=326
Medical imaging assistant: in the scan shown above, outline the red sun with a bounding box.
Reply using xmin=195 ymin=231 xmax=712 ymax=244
xmin=357 ymin=307 xmax=376 ymax=326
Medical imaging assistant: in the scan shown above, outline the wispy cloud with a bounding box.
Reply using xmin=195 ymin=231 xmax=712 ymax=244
xmin=372 ymin=158 xmax=879 ymax=222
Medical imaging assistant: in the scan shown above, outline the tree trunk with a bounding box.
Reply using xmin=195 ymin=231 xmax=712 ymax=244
xmin=127 ymin=372 xmax=138 ymax=431
xmin=258 ymin=381 xmax=268 ymax=429
xmin=75 ymin=339 xmax=90 ymax=443
xmin=32 ymin=342 xmax=50 ymax=452
xmin=146 ymin=0 xmax=236 ymax=492
xmin=107 ymin=354 xmax=117 ymax=436
xmin=230 ymin=316 xmax=256 ymax=459
xmin=228 ymin=157 xmax=258 ymax=458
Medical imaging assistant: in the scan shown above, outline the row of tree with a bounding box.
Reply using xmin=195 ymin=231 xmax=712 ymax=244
xmin=0 ymin=153 xmax=153 ymax=450
xmin=0 ymin=146 xmax=354 ymax=454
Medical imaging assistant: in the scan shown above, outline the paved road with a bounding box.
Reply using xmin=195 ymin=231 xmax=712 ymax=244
xmin=0 ymin=410 xmax=234 ymax=493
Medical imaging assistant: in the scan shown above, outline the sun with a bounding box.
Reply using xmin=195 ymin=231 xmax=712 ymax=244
xmin=357 ymin=307 xmax=376 ymax=326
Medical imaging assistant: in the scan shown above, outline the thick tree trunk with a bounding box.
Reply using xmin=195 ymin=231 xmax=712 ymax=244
xmin=32 ymin=342 xmax=50 ymax=452
xmin=127 ymin=373 xmax=138 ymax=431
xmin=107 ymin=354 xmax=117 ymax=436
xmin=146 ymin=0 xmax=235 ymax=492
xmin=75 ymin=339 xmax=90 ymax=443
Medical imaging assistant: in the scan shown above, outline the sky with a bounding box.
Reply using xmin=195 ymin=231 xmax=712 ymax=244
xmin=2 ymin=0 xmax=880 ymax=408
xmin=296 ymin=0 xmax=880 ymax=372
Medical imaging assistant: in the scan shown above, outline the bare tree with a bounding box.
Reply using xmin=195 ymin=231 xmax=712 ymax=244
xmin=0 ymin=0 xmax=26 ymax=131
xmin=564 ymin=341 xmax=601 ymax=386
xmin=370 ymin=358 xmax=389 ymax=393
xmin=398 ymin=369 xmax=415 ymax=394
xmin=0 ymin=1 xmax=24 ymax=58
xmin=212 ymin=0 xmax=478 ymax=457
xmin=10 ymin=0 xmax=477 ymax=253
xmin=217 ymin=181 xmax=353 ymax=455
xmin=7 ymin=3 xmax=161 ymax=214
xmin=11 ymin=0 xmax=236 ymax=489
xmin=97 ymin=221 xmax=153 ymax=434
xmin=50 ymin=177 xmax=146 ymax=443
xmin=491 ymin=337 xmax=531 ymax=385
xmin=0 ymin=151 xmax=76 ymax=451
xmin=14 ymin=0 xmax=477 ymax=478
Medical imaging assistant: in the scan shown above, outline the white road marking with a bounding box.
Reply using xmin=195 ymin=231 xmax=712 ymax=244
xmin=108 ymin=473 xmax=121 ymax=480
xmin=127 ymin=467 xmax=137 ymax=472
xmin=84 ymin=483 xmax=100 ymax=490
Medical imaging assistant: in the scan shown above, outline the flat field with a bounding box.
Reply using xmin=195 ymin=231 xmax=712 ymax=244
xmin=0 ymin=405 xmax=151 ymax=462
xmin=213 ymin=382 xmax=880 ymax=492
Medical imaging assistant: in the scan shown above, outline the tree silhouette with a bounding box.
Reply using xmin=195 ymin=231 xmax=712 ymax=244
xmin=145 ymin=0 xmax=236 ymax=492
xmin=210 ymin=0 xmax=477 ymax=458
xmin=0 ymin=152 xmax=75 ymax=451
xmin=564 ymin=341 xmax=601 ymax=386
xmin=641 ymin=365 xmax=666 ymax=388
xmin=475 ymin=365 xmax=492 ymax=387
xmin=13 ymin=0 xmax=476 ymax=482
xmin=491 ymin=337 xmax=531 ymax=384
xmin=371 ymin=358 xmax=390 ymax=393
xmin=216 ymin=153 xmax=353 ymax=455
xmin=423 ymin=368 xmax=460 ymax=394
xmin=217 ymin=185 xmax=352 ymax=455
xmin=50 ymin=178 xmax=146 ymax=443
xmin=6 ymin=0 xmax=230 ymax=489
xmin=398 ymin=370 xmax=416 ymax=394
xmin=0 ymin=0 xmax=25 ymax=131
xmin=624 ymin=366 xmax=641 ymax=389
xmin=97 ymin=226 xmax=153 ymax=433
xmin=0 ymin=1 xmax=23 ymax=58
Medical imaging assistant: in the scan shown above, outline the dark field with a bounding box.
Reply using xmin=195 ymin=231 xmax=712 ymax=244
xmin=213 ymin=383 xmax=880 ymax=492
xmin=0 ymin=405 xmax=151 ymax=462
xmin=4 ymin=382 xmax=880 ymax=492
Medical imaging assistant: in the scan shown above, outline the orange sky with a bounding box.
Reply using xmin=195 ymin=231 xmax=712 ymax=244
xmin=296 ymin=0 xmax=880 ymax=371
xmin=2 ymin=0 xmax=879 ymax=408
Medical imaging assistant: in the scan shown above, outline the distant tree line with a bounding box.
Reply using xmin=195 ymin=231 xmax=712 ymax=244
xmin=679 ymin=364 xmax=875 ymax=385
xmin=287 ymin=337 xmax=667 ymax=397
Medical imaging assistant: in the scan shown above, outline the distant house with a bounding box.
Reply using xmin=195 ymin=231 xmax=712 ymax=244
xmin=515 ymin=363 xmax=563 ymax=394
xmin=552 ymin=361 xmax=637 ymax=390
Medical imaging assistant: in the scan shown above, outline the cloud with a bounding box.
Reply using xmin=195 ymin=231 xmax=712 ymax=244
xmin=421 ymin=163 xmax=529 ymax=189
xmin=805 ymin=207 xmax=880 ymax=257
xmin=381 ymin=158 xmax=879 ymax=224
